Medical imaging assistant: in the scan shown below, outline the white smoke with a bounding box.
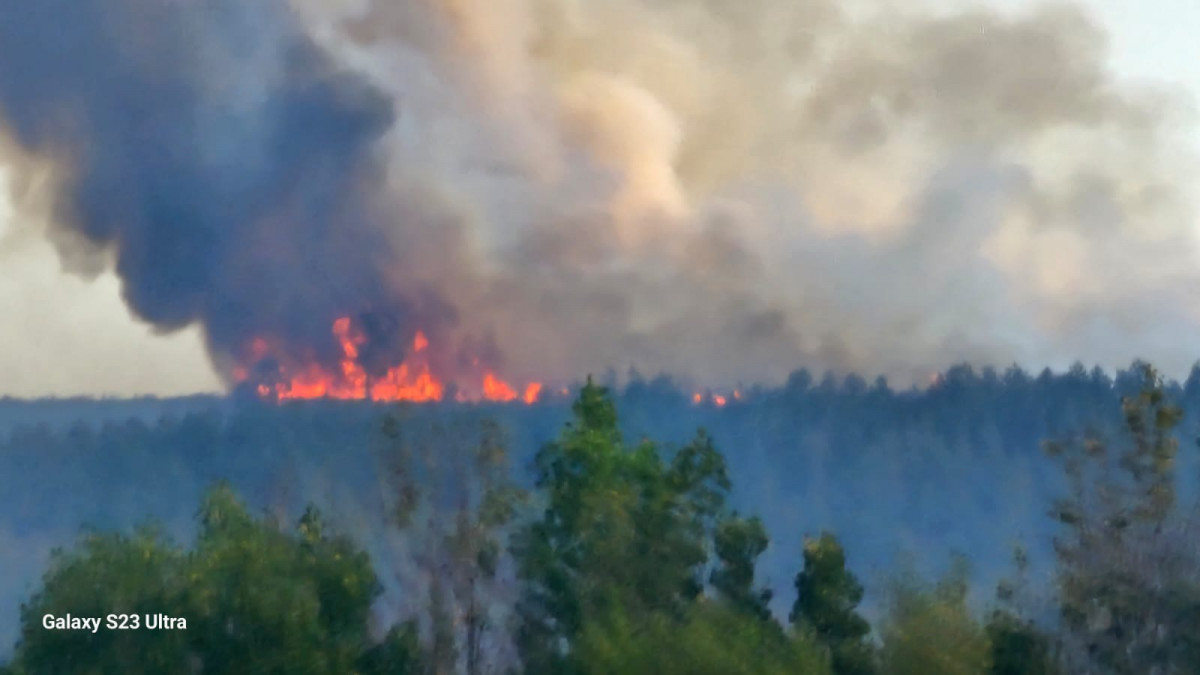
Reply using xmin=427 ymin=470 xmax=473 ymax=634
xmin=3 ymin=0 xmax=1199 ymax=394
xmin=282 ymin=0 xmax=1200 ymax=387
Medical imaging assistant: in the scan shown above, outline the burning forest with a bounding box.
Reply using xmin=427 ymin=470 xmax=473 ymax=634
xmin=231 ymin=315 xmax=544 ymax=403
xmin=1 ymin=0 xmax=1198 ymax=398
xmin=2 ymin=0 xmax=1200 ymax=672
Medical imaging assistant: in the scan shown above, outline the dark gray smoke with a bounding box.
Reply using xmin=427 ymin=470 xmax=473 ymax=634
xmin=1 ymin=0 xmax=1198 ymax=393
xmin=0 ymin=0 xmax=461 ymax=382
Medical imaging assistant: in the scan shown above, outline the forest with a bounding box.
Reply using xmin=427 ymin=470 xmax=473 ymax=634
xmin=3 ymin=361 xmax=1200 ymax=673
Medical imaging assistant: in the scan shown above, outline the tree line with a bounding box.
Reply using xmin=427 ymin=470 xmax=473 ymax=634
xmin=5 ymin=364 xmax=1200 ymax=673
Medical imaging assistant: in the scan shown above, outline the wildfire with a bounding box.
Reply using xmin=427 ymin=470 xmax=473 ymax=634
xmin=482 ymin=373 xmax=517 ymax=402
xmin=235 ymin=316 xmax=543 ymax=404
xmin=691 ymin=390 xmax=740 ymax=407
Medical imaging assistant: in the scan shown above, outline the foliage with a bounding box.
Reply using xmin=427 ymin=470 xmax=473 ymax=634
xmin=185 ymin=485 xmax=382 ymax=673
xmin=878 ymin=560 xmax=991 ymax=675
xmin=572 ymin=601 xmax=831 ymax=675
xmin=791 ymin=532 xmax=876 ymax=675
xmin=7 ymin=357 xmax=1199 ymax=647
xmin=513 ymin=377 xmax=732 ymax=673
xmin=357 ymin=622 xmax=425 ymax=675
xmin=8 ymin=360 xmax=1200 ymax=672
xmin=1046 ymin=363 xmax=1200 ymax=673
xmin=984 ymin=548 xmax=1059 ymax=675
xmin=12 ymin=526 xmax=188 ymax=674
xmin=9 ymin=484 xmax=409 ymax=674
xmin=383 ymin=415 xmax=528 ymax=675
xmin=710 ymin=515 xmax=774 ymax=622
xmin=984 ymin=612 xmax=1057 ymax=675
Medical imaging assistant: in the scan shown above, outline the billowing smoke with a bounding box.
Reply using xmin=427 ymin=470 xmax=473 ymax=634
xmin=0 ymin=0 xmax=470 ymax=391
xmin=1 ymin=0 xmax=1198 ymax=391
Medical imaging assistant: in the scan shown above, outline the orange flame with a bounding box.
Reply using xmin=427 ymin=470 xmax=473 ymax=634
xmin=483 ymin=373 xmax=518 ymax=402
xmin=691 ymin=390 xmax=740 ymax=406
xmin=238 ymin=317 xmax=541 ymax=405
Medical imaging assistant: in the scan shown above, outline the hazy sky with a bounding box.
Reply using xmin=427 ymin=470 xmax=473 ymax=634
xmin=0 ymin=175 xmax=223 ymax=397
xmin=0 ymin=0 xmax=1197 ymax=398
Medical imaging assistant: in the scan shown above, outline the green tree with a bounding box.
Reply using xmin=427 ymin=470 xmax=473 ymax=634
xmin=985 ymin=548 xmax=1058 ymax=675
xmin=790 ymin=533 xmax=875 ymax=675
xmin=984 ymin=612 xmax=1056 ymax=675
xmin=10 ymin=484 xmax=413 ymax=674
xmin=878 ymin=560 xmax=991 ymax=675
xmin=187 ymin=486 xmax=382 ymax=673
xmin=357 ymin=622 xmax=425 ymax=675
xmin=513 ymin=378 xmax=731 ymax=673
xmin=572 ymin=601 xmax=830 ymax=675
xmin=13 ymin=526 xmax=188 ymax=674
xmin=710 ymin=515 xmax=773 ymax=622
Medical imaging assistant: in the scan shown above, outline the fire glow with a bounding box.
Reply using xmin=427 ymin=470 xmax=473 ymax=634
xmin=691 ymin=389 xmax=743 ymax=407
xmin=233 ymin=317 xmax=543 ymax=404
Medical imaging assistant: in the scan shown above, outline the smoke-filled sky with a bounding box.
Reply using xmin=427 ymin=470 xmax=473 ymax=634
xmin=0 ymin=0 xmax=1197 ymax=397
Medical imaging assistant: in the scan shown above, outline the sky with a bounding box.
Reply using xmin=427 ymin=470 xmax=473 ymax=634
xmin=0 ymin=0 xmax=1197 ymax=398
xmin=1038 ymin=0 xmax=1199 ymax=91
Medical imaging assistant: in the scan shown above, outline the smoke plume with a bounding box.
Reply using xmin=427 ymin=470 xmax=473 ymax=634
xmin=1 ymin=0 xmax=1197 ymax=391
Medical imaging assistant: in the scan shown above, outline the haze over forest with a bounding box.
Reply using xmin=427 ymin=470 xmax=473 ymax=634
xmin=3 ymin=0 xmax=1200 ymax=673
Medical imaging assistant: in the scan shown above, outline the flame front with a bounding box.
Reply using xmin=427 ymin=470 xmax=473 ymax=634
xmin=235 ymin=317 xmax=541 ymax=404
xmin=691 ymin=390 xmax=744 ymax=407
